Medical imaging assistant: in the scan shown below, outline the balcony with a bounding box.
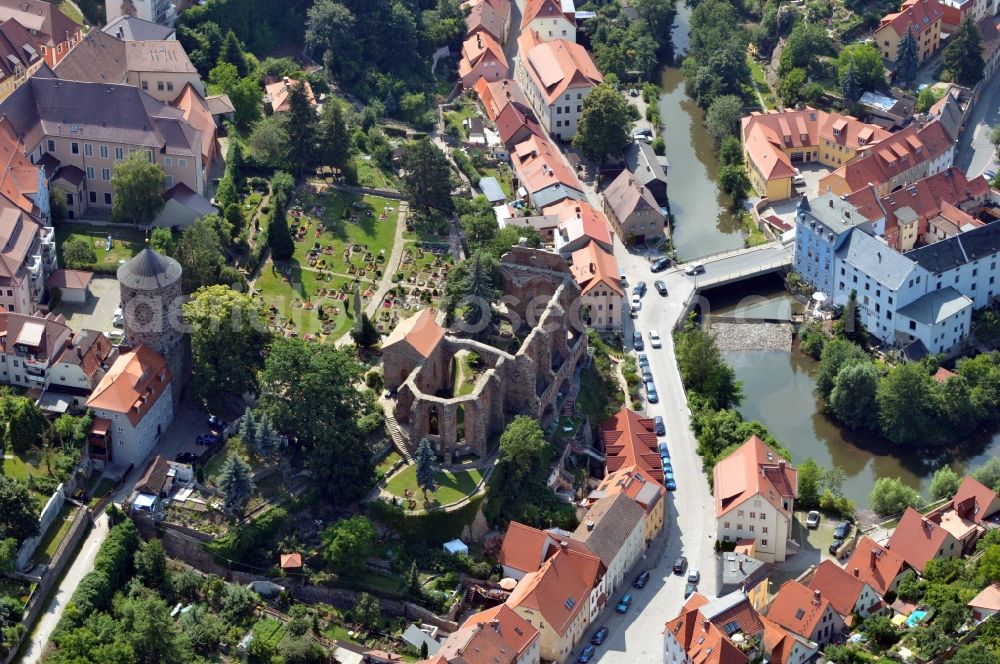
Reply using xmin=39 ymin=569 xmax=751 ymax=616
xmin=25 ymin=372 xmax=45 ymax=384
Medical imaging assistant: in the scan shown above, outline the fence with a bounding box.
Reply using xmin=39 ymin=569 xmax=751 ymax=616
xmin=3 ymin=506 xmax=91 ymax=664
xmin=17 ymin=484 xmax=66 ymax=571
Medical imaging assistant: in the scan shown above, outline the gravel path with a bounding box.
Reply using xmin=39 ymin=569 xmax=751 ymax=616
xmin=710 ymin=321 xmax=793 ymax=352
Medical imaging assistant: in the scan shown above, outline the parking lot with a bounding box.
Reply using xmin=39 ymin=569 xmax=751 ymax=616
xmin=766 ymin=511 xmax=846 ymax=589
xmin=54 ymin=276 xmax=120 ymax=333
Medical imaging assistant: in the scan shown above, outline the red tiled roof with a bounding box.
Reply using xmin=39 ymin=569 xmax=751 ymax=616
xmin=521 ymin=0 xmax=574 ymax=29
xmin=933 ymin=367 xmax=956 ymax=383
xmin=714 ymin=436 xmax=797 ymax=519
xmin=495 ymin=100 xmax=544 ymax=149
xmin=47 ymin=268 xmax=92 ymax=290
xmin=459 ymin=31 xmax=508 ymax=81
xmin=845 ymin=537 xmax=908 ymax=596
xmin=517 ymin=30 xmax=601 ymax=105
xmin=475 ymin=78 xmax=529 ymax=122
xmin=951 ymin=475 xmax=1000 ymax=524
xmin=588 ymin=464 xmax=664 ymax=513
xmin=436 ymin=604 xmax=538 ymax=663
xmin=664 ymin=593 xmax=752 ymax=664
xmin=807 ymin=560 xmax=869 ymax=619
xmin=280 ymin=553 xmax=303 ymax=569
xmin=969 ymin=583 xmax=1000 ymax=612
xmin=766 ymin=580 xmax=831 ymax=639
xmin=505 ymin=546 xmax=602 ymax=636
xmin=383 ymin=308 xmax=445 ymax=358
xmin=549 ymin=198 xmax=614 ymax=250
xmin=510 ymin=134 xmax=582 ymax=197
xmin=886 ymin=506 xmax=955 ymax=573
xmin=570 ymin=241 xmax=623 ymax=297
xmin=600 ymin=406 xmax=663 ymax=482
xmin=135 ymin=454 xmax=170 ymax=495
xmin=498 ymin=522 xmax=553 ymax=575
xmin=86 ymin=345 xmax=172 ymax=426
xmin=877 ymin=0 xmax=944 ymax=38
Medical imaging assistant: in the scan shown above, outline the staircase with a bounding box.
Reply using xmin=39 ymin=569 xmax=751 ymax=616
xmin=561 ymin=368 xmax=582 ymax=416
xmin=385 ymin=415 xmax=413 ymax=463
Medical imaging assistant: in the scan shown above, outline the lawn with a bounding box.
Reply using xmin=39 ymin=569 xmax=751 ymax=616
xmin=253 ymin=618 xmax=287 ymax=649
xmin=355 ymin=157 xmax=399 ymax=190
xmin=87 ymin=477 xmax=116 ymax=508
xmin=747 ymin=57 xmax=776 ymax=110
xmin=444 ymin=103 xmax=477 ymax=139
xmin=253 ymin=189 xmax=399 ymax=342
xmin=203 ymin=439 xmax=246 ymax=482
xmin=58 ymin=0 xmax=84 ymax=25
xmin=385 ymin=465 xmax=484 ymax=508
xmin=34 ymin=504 xmax=77 ymax=565
xmin=376 ymin=451 xmax=402 ymax=479
xmin=480 ymin=166 xmax=513 ymax=198
xmin=54 ymin=223 xmax=145 ymax=268
xmin=450 ymin=350 xmax=482 ymax=397
xmin=1 ymin=453 xmax=49 ymax=481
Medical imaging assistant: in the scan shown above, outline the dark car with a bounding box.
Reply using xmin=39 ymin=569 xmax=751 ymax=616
xmin=633 ymin=281 xmax=647 ymax=297
xmin=654 ymin=415 xmax=665 ymax=435
xmin=833 ymin=521 xmax=853 ymax=540
xmin=578 ymin=645 xmax=596 ymax=663
xmin=829 ymin=540 xmax=844 ymax=555
xmin=673 ymin=557 xmax=688 ymax=575
xmin=207 ymin=415 xmax=227 ymax=432
xmin=684 ymin=582 xmax=698 ymax=598
xmin=591 ymin=627 xmax=609 ymax=646
xmin=633 ymin=330 xmax=644 ymax=350
xmin=637 ymin=353 xmax=649 ymax=368
xmin=633 ymin=571 xmax=651 ymax=588
xmin=665 ymin=477 xmax=677 ymax=491
xmin=196 ymin=433 xmax=220 ymax=446
xmin=174 ymin=452 xmax=200 ymax=466
xmin=615 ymin=594 xmax=632 ymax=613
xmin=658 ymin=441 xmax=670 ymax=458
xmin=654 ymin=280 xmax=668 ymax=296
xmin=651 ymin=257 xmax=671 ymax=272
xmin=642 ymin=366 xmax=653 ymax=382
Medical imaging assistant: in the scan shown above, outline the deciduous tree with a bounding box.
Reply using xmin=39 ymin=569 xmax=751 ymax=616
xmin=869 ymin=477 xmax=922 ymax=516
xmin=838 ymin=43 xmax=887 ymax=91
xmin=572 ymin=83 xmax=633 ymax=164
xmin=62 ymin=236 xmax=97 ymax=268
xmin=705 ymin=95 xmax=744 ymax=142
xmin=176 ymin=215 xmax=227 ymax=293
xmin=829 ymin=361 xmax=878 ymax=429
xmin=322 ymin=516 xmax=375 ymax=574
xmin=0 ymin=476 xmax=39 ymax=541
xmin=111 ymin=153 xmax=166 ymax=225
xmin=877 ymin=363 xmax=944 ymax=445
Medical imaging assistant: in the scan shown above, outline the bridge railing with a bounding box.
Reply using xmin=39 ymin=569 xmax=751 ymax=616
xmin=685 ymin=241 xmax=782 ymax=264
xmin=695 ymin=260 xmax=792 ymax=289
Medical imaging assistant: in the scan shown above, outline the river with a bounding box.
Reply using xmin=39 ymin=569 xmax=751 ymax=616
xmin=708 ymin=281 xmax=1000 ymax=507
xmin=658 ymin=2 xmax=746 ymax=261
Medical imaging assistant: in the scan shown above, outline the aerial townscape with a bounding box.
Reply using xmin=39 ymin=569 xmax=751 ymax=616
xmin=2 ymin=0 xmax=1000 ymax=663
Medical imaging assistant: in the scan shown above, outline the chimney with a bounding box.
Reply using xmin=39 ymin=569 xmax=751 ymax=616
xmin=586 ymin=520 xmax=594 ymax=531
xmin=870 ymin=549 xmax=877 ymax=569
xmin=560 ymin=541 xmax=568 ymax=549
xmin=853 ymin=568 xmax=860 ymax=577
xmin=813 ymin=590 xmax=821 ymax=605
xmin=703 ymin=619 xmax=711 ymax=631
xmin=828 ymin=199 xmax=834 ymax=208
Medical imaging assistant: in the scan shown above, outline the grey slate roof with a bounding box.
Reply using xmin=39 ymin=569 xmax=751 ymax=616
xmin=717 ymin=552 xmax=767 ymax=596
xmin=835 ymin=227 xmax=916 ymax=290
xmin=896 ymin=286 xmax=971 ymax=324
xmin=103 ymin=15 xmax=176 ymax=42
xmin=623 ymin=142 xmax=667 ymax=189
xmin=532 ymin=183 xmax=584 ymax=209
xmin=906 ymin=221 xmax=1000 ymax=274
xmin=801 ymin=193 xmax=870 ymax=236
xmin=572 ymin=492 xmax=644 ymax=568
xmin=52 ymin=29 xmax=127 ymax=84
xmin=117 ymin=247 xmax=182 ymax=290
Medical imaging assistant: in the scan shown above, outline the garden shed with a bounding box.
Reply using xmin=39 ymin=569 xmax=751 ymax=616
xmin=442 ymin=539 xmax=468 ymax=556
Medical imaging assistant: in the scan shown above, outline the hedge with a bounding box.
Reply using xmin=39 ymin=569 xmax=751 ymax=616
xmin=368 ymin=494 xmax=484 ymax=545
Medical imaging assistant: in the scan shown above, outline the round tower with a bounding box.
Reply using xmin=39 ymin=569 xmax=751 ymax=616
xmin=117 ymin=246 xmax=183 ymax=357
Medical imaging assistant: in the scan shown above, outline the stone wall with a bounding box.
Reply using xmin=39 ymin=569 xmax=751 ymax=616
xmin=16 ymin=484 xmax=65 ymax=571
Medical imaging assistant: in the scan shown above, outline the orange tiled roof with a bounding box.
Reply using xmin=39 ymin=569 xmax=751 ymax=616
xmin=436 ymin=604 xmax=538 ymax=663
xmin=495 ymin=100 xmax=544 ymax=148
xmin=0 ymin=116 xmax=40 ymax=214
xmin=714 ymin=436 xmax=797 ymax=519
xmin=767 ymin=580 xmax=831 ymax=639
xmin=877 ymin=0 xmax=944 ymax=38
xmin=498 ymin=521 xmax=554 ymax=575
xmin=521 ymin=0 xmax=574 ymax=29
xmin=475 ymin=78 xmax=529 ymax=122
xmin=280 ymin=553 xmax=302 ymax=569
xmin=845 ymin=536 xmax=908 ymax=596
xmin=505 ymin=546 xmax=602 ymax=636
xmin=933 ymin=366 xmax=957 ymax=382
xmin=383 ymin=308 xmax=445 ymax=358
xmin=969 ymin=583 xmax=1000 ymax=612
xmin=886 ymin=506 xmax=954 ymax=573
xmin=510 ymin=134 xmax=582 ymax=196
xmin=459 ymin=31 xmax=507 ymax=80
xmin=465 ymin=0 xmax=510 ymax=42
xmin=548 ymin=199 xmax=614 ymax=249
xmin=265 ymin=77 xmax=316 ymax=114
xmin=570 ymin=241 xmax=623 ymax=297
xmin=807 ymin=560 xmax=870 ymax=619
xmin=665 ymin=593 xmax=751 ymax=664
xmin=600 ymin=406 xmax=663 ymax=482
xmin=588 ymin=464 xmax=664 ymax=513
xmin=54 ymin=329 xmax=114 ymax=379
xmin=86 ymin=345 xmax=171 ymax=426
xmin=951 ymin=475 xmax=1000 ymax=524
xmin=517 ymin=30 xmax=601 ymax=105
xmin=171 ymin=82 xmax=217 ymax=165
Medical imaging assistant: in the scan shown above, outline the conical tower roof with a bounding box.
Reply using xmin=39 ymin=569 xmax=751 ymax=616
xmin=117 ymin=247 xmax=182 ymax=290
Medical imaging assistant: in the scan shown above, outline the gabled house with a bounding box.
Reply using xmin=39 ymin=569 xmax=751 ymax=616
xmin=766 ymin=580 xmax=845 ymax=645
xmin=663 ymin=591 xmax=766 ymax=664
xmin=968 ymin=583 xmax=1000 ymax=623
xmin=86 ymin=344 xmax=174 ymax=470
xmin=951 ymin=476 xmax=1000 ymax=524
xmin=886 ymin=506 xmax=962 ymax=574
xmin=505 ymin=545 xmax=604 ymax=662
xmin=520 ymin=0 xmax=576 ymax=42
xmin=464 ymin=0 xmax=512 ymax=43
xmin=875 ymin=0 xmax=944 ymax=63
xmin=459 ymin=31 xmax=508 ymax=88
xmin=0 ymin=192 xmax=55 ymax=313
xmin=714 ymin=436 xmax=797 ymax=563
xmin=496 ymin=101 xmax=545 ymax=150
xmin=602 ymin=169 xmax=665 ymax=245
xmin=584 ymin=465 xmax=665 ymax=542
xmin=549 ymin=199 xmax=613 ymax=255
xmin=476 ymin=78 xmax=530 ymax=123
xmin=807 ymin=560 xmax=884 ymax=625
xmin=45 ymin=328 xmax=116 ymax=408
xmin=0 ymin=18 xmax=44 ymax=102
xmin=760 ymin=616 xmax=819 ymax=664
xmin=0 ymin=0 xmax=81 ymax=67
xmin=569 ymin=240 xmax=622 ymax=331
xmin=718 ymin=552 xmax=769 ymax=610
xmin=845 ymin=536 xmax=911 ymax=596
xmin=426 ymin=603 xmax=540 ymax=664
xmin=514 ymin=29 xmax=601 ymax=141
xmin=509 ymin=135 xmax=584 ymax=208
xmin=623 ymin=141 xmax=668 ymax=207
xmin=264 ymin=77 xmax=317 ymax=115
xmin=599 ymin=406 xmax=664 ymax=483
xmin=382 ymin=308 xmax=446 ymax=392
xmin=499 ymin=521 xmax=562 ymax=580
xmin=571 ymin=492 xmax=645 ymax=597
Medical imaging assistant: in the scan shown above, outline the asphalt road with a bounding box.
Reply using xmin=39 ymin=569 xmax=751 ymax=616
xmin=955 ymin=72 xmax=1000 ymax=180
xmin=580 ymin=249 xmax=720 ymax=664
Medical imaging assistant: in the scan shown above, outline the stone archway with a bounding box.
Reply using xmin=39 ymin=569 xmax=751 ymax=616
xmin=428 ymin=405 xmax=439 ymax=436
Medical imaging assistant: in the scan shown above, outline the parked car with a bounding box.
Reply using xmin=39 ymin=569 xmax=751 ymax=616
xmin=633 ymin=281 xmax=647 ymax=297
xmin=654 ymin=415 xmax=665 ymax=435
xmin=591 ymin=627 xmax=609 ymax=646
xmin=654 ymin=280 xmax=668 ymax=296
xmin=658 ymin=440 xmax=670 ymax=458
xmin=196 ymin=433 xmax=220 ymax=446
xmin=638 ymin=353 xmax=649 ymax=368
xmin=673 ymin=557 xmax=688 ymax=575
xmin=631 ymin=294 xmax=642 ymax=311
xmin=642 ymin=367 xmax=653 ymax=382
xmin=651 ymin=257 xmax=671 ymax=273
xmin=792 ymin=174 xmax=805 ymax=186
xmin=633 ymin=330 xmax=644 ymax=350
xmin=649 ymin=330 xmax=662 ymax=348
xmin=207 ymin=415 xmax=227 ymax=431
xmin=174 ymin=452 xmax=200 ymax=466
xmin=663 ymin=469 xmax=675 ymax=483
xmin=633 ymin=571 xmax=651 ymax=588
xmin=684 ymin=262 xmax=705 ymax=276
xmin=616 ymin=594 xmax=632 ymax=613
xmin=829 ymin=539 xmax=845 ymax=555
xmin=806 ymin=511 xmax=821 ymax=529
xmin=646 ymin=381 xmax=658 ymax=403
xmin=578 ymin=645 xmax=596 ymax=663
xmin=687 ymin=568 xmax=700 ymax=584
xmin=112 ymin=307 xmax=124 ymax=327
xmin=665 ymin=477 xmax=677 ymax=491
xmin=628 ymin=88 xmax=640 ymax=97
xmin=833 ymin=521 xmax=852 ymax=540
xmin=684 ymin=582 xmax=697 ymax=598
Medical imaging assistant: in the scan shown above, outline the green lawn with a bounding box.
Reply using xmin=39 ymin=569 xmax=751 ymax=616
xmin=34 ymin=504 xmax=76 ymax=565
xmin=376 ymin=451 xmax=402 ymax=478
xmin=1 ymin=453 xmax=49 ymax=481
xmin=59 ymin=0 xmax=85 ymax=25
xmin=203 ymin=440 xmax=247 ymax=482
xmin=355 ymin=157 xmax=399 ymax=189
xmin=54 ymin=223 xmax=145 ymax=268
xmin=254 ymin=190 xmax=398 ymax=342
xmin=385 ymin=465 xmax=484 ymax=507
xmin=253 ymin=618 xmax=286 ymax=649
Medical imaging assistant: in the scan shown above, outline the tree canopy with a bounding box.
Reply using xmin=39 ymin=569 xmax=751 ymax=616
xmin=869 ymin=477 xmax=922 ymax=516
xmin=572 ymin=83 xmax=634 ymax=164
xmin=322 ymin=515 xmax=375 ymax=574
xmin=944 ymin=15 xmax=984 ymax=86
xmin=400 ymin=138 xmax=454 ymax=212
xmin=111 ymin=153 xmax=166 ymax=225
